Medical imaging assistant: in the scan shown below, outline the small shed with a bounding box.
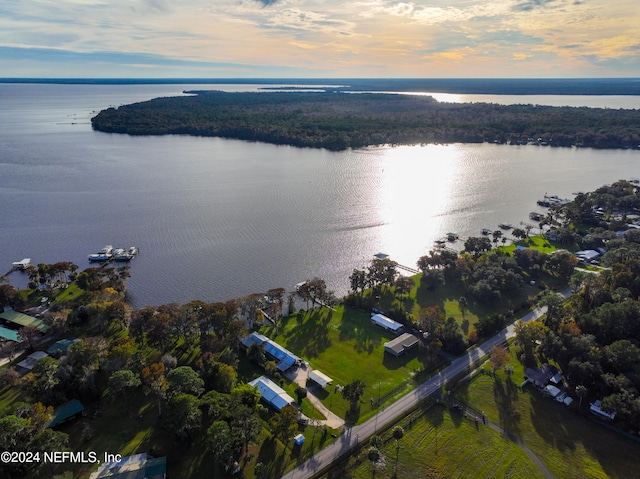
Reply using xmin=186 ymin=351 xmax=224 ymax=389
xmin=384 ymin=333 xmax=419 ymax=356
xmin=371 ymin=313 xmax=403 ymax=333
xmin=308 ymin=370 xmax=333 ymax=388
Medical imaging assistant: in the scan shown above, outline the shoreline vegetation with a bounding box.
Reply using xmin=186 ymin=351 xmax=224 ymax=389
xmin=1 ymin=175 xmax=640 ymax=478
xmin=91 ymin=90 xmax=640 ymax=151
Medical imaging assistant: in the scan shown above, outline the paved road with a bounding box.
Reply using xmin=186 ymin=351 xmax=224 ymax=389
xmin=284 ymin=291 xmax=572 ymax=479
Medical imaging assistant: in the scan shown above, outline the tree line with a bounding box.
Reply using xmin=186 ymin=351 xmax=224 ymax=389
xmin=91 ymin=91 xmax=640 ymax=151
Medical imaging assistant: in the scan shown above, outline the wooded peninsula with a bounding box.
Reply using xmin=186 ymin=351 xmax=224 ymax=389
xmin=91 ymin=90 xmax=640 ymax=150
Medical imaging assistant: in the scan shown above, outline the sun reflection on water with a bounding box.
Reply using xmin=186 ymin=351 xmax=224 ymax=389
xmin=374 ymin=144 xmax=462 ymax=267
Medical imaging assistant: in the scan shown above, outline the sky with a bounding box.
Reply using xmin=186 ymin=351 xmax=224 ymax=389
xmin=1 ymin=0 xmax=639 ymax=78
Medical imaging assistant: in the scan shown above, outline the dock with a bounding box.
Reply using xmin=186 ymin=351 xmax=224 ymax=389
xmin=397 ymin=264 xmax=420 ymax=275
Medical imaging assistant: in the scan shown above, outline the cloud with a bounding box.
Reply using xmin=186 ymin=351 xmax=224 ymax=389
xmin=0 ymin=0 xmax=638 ymax=77
xmin=512 ymin=0 xmax=561 ymax=12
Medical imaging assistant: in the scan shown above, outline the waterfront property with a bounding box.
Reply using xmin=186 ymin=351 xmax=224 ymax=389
xmin=241 ymin=332 xmax=301 ymax=372
xmin=370 ymin=313 xmax=403 ymax=333
xmin=248 ymin=375 xmax=296 ymax=411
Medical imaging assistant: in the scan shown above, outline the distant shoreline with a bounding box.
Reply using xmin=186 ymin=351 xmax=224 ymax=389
xmin=91 ymin=90 xmax=640 ymax=151
xmin=3 ymin=77 xmax=640 ymax=95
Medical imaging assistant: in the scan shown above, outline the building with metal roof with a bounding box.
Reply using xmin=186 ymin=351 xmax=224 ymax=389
xmin=308 ymin=369 xmax=333 ymax=388
xmin=241 ymin=332 xmax=301 ymax=371
xmin=89 ymin=453 xmax=166 ymax=479
xmin=248 ymin=376 xmax=296 ymax=411
xmin=16 ymin=351 xmax=49 ymax=374
xmin=0 ymin=310 xmax=49 ymax=333
xmin=384 ymin=333 xmax=419 ymax=356
xmin=47 ymin=338 xmax=80 ymax=356
xmin=0 ymin=325 xmax=20 ymax=342
xmin=371 ymin=313 xmax=403 ymax=333
xmin=46 ymin=399 xmax=85 ymax=428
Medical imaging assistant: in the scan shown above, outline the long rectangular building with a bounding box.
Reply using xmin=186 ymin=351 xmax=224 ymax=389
xmin=241 ymin=332 xmax=301 ymax=371
xmin=384 ymin=332 xmax=419 ymax=356
xmin=249 ymin=376 xmax=295 ymax=411
xmin=371 ymin=313 xmax=403 ymax=332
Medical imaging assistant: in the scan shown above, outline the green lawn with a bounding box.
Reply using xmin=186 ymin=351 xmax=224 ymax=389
xmin=324 ymin=403 xmax=546 ymax=479
xmin=455 ymin=351 xmax=640 ymax=479
xmin=261 ymin=306 xmax=441 ymax=423
xmin=499 ymin=234 xmax=559 ymax=255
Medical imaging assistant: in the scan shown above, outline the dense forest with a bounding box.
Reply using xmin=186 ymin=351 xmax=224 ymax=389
xmin=91 ymin=91 xmax=640 ymax=150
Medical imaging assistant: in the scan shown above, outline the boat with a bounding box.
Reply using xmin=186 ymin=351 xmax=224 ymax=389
xmin=498 ymin=223 xmax=513 ymax=230
xmin=88 ymin=252 xmax=112 ymax=262
xmin=12 ymin=258 xmax=31 ymax=270
xmin=481 ymin=228 xmax=491 ymax=235
xmin=88 ymin=245 xmax=113 ymax=262
xmin=113 ymin=246 xmax=138 ymax=261
xmin=529 ymin=212 xmax=544 ymax=221
xmin=537 ymin=199 xmax=551 ymax=207
xmin=446 ymin=232 xmax=458 ymax=242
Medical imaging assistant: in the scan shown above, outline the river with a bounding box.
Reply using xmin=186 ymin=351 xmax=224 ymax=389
xmin=1 ymin=82 xmax=639 ymax=307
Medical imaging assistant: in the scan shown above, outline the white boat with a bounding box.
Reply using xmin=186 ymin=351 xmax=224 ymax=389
xmin=88 ymin=252 xmax=112 ymax=262
xmin=88 ymin=245 xmax=114 ymax=262
xmin=113 ymin=246 xmax=138 ymax=261
xmin=12 ymin=258 xmax=31 ymax=270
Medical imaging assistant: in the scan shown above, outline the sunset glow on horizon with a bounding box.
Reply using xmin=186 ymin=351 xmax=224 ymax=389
xmin=1 ymin=0 xmax=639 ymax=78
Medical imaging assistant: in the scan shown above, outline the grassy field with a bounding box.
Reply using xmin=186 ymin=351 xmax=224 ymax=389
xmin=261 ymin=306 xmax=442 ymax=423
xmin=323 ymin=403 xmax=546 ymax=479
xmin=456 ymin=350 xmax=640 ymax=479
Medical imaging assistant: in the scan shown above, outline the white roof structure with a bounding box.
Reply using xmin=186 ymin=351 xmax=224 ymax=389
xmin=249 ymin=376 xmax=295 ymax=411
xmin=17 ymin=351 xmax=49 ymax=371
xmin=544 ymin=384 xmax=561 ymax=398
xmin=371 ymin=313 xmax=403 ymax=332
xmin=575 ymin=250 xmax=600 ymax=261
xmin=12 ymin=258 xmax=31 ymax=269
xmin=308 ymin=369 xmax=333 ymax=388
xmin=590 ymin=400 xmax=616 ymax=420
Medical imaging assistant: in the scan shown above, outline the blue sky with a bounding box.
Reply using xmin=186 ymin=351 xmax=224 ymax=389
xmin=1 ymin=0 xmax=639 ymax=78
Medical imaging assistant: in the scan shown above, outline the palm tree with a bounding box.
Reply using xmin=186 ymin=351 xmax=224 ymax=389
xmin=392 ymin=425 xmax=404 ymax=474
xmin=576 ymin=385 xmax=588 ymax=409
